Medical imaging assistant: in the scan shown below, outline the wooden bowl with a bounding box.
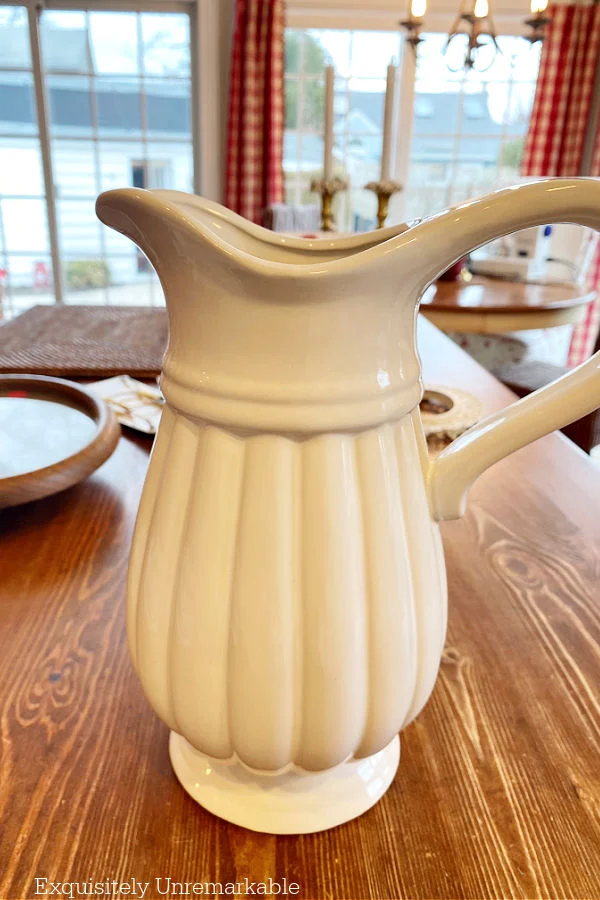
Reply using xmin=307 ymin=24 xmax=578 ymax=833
xmin=0 ymin=374 xmax=120 ymax=509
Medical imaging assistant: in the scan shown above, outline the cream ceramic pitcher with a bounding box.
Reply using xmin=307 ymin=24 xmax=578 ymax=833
xmin=96 ymin=178 xmax=600 ymax=834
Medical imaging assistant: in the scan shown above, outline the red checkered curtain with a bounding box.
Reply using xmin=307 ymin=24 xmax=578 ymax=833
xmin=225 ymin=0 xmax=285 ymax=224
xmin=522 ymin=2 xmax=600 ymax=366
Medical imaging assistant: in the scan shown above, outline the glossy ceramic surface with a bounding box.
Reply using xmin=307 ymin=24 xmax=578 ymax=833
xmin=170 ymin=732 xmax=400 ymax=834
xmin=96 ymin=177 xmax=600 ymax=833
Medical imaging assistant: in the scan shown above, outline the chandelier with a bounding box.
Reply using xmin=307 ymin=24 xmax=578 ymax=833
xmin=400 ymin=0 xmax=550 ymax=71
xmin=445 ymin=0 xmax=499 ymax=72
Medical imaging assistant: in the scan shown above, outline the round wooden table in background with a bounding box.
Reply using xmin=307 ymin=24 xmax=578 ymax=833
xmin=421 ymin=275 xmax=594 ymax=333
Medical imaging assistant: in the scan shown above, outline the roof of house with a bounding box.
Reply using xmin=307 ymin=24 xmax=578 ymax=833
xmin=0 ymin=77 xmax=190 ymax=136
xmin=0 ymin=71 xmax=521 ymax=165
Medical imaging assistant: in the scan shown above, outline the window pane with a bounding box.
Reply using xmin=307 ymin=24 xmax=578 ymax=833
xmin=57 ymin=199 xmax=102 ymax=255
xmin=63 ymin=255 xmax=109 ymax=303
xmin=106 ymin=281 xmax=157 ymax=306
xmin=146 ymin=142 xmax=194 ymax=192
xmin=349 ymin=32 xmax=400 ymax=77
xmin=498 ymin=137 xmax=525 ymax=180
xmin=451 ymin=139 xmax=503 ymax=201
xmin=63 ymin=254 xmax=164 ymax=307
xmin=47 ymin=76 xmax=92 ymax=135
xmin=53 ymin=139 xmax=96 ymax=198
xmin=285 ymin=79 xmax=298 ymax=130
xmin=504 ymin=83 xmax=536 ymax=135
xmin=404 ymin=179 xmax=451 ymax=221
xmin=145 ymin=79 xmax=191 ymax=136
xmin=284 ymin=173 xmax=299 ymax=205
xmin=411 ymin=135 xmax=457 ymax=170
xmin=284 ymin=129 xmax=301 ymax=169
xmin=2 ymin=255 xmax=54 ymax=318
xmin=2 ymin=198 xmax=49 ymax=253
xmin=285 ymin=32 xmax=301 ymax=75
xmin=483 ymin=36 xmax=541 ymax=82
xmin=98 ymin=139 xmax=145 ymax=192
xmin=142 ymin=13 xmax=190 ymax=77
xmin=0 ymin=138 xmax=43 ymax=195
xmin=298 ymin=133 xmax=323 ymax=179
xmin=308 ymin=30 xmax=350 ymax=76
xmin=413 ymin=88 xmax=460 ymax=135
xmin=96 ymin=77 xmax=142 ymax=135
xmin=102 ymin=226 xmax=135 ymax=256
xmin=299 ymin=76 xmax=325 ymax=131
xmin=498 ymin=38 xmax=541 ymax=82
xmin=41 ymin=12 xmax=88 ymax=73
xmin=349 ymin=78 xmax=386 ymax=131
xmin=0 ymin=72 xmax=37 ymax=135
xmin=89 ymin=12 xmax=138 ymax=75
xmin=0 ymin=7 xmax=31 ymax=70
xmin=460 ymin=88 xmax=505 ymax=136
xmin=415 ymin=33 xmax=463 ymax=85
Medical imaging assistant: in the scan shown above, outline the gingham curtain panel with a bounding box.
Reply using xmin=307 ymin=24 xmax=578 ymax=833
xmin=225 ymin=0 xmax=285 ymax=224
xmin=522 ymin=2 xmax=600 ymax=366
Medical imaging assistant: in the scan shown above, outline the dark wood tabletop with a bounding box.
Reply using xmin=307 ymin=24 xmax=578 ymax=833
xmin=423 ymin=275 xmax=591 ymax=312
xmin=1 ymin=316 xmax=600 ymax=900
xmin=421 ymin=275 xmax=595 ymax=334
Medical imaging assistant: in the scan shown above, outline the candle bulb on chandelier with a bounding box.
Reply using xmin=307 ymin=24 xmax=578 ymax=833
xmin=411 ymin=0 xmax=426 ymax=18
xmin=473 ymin=0 xmax=489 ymax=17
xmin=524 ymin=0 xmax=550 ymax=43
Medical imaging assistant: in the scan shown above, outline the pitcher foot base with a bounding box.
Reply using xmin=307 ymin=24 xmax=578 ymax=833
xmin=169 ymin=732 xmax=400 ymax=834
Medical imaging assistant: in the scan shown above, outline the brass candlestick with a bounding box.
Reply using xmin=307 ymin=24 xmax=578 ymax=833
xmin=365 ymin=180 xmax=403 ymax=229
xmin=310 ymin=177 xmax=348 ymax=232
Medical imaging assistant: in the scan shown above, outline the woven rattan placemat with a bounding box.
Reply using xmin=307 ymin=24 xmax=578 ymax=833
xmin=0 ymin=305 xmax=168 ymax=378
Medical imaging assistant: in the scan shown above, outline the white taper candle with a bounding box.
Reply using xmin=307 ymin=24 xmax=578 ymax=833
xmin=381 ymin=64 xmax=398 ymax=182
xmin=323 ymin=65 xmax=334 ymax=182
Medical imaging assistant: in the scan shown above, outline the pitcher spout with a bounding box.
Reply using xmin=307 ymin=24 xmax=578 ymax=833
xmin=96 ymin=188 xmax=411 ymax=273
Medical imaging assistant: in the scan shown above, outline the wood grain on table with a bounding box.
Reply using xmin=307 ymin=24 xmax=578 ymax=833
xmin=1 ymin=318 xmax=599 ymax=900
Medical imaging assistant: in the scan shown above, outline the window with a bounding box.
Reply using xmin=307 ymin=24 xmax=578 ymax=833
xmin=285 ymin=28 xmax=403 ymax=231
xmin=405 ymin=34 xmax=541 ymax=221
xmin=284 ymin=26 xmax=541 ymax=231
xmin=0 ymin=4 xmax=194 ymax=319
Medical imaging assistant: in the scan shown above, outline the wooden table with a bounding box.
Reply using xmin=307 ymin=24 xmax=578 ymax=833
xmin=421 ymin=275 xmax=594 ymax=333
xmin=2 ymin=318 xmax=600 ymax=900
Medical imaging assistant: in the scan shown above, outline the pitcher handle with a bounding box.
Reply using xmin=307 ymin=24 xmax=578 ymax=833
xmin=428 ymin=351 xmax=600 ymax=520
xmin=425 ymin=178 xmax=600 ymax=521
xmin=410 ymin=178 xmax=600 ymax=285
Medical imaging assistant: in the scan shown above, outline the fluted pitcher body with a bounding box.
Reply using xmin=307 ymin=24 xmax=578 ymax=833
xmin=97 ymin=179 xmax=600 ymax=833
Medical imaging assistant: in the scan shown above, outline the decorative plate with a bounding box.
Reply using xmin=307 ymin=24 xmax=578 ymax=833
xmin=420 ymin=385 xmax=483 ymax=456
